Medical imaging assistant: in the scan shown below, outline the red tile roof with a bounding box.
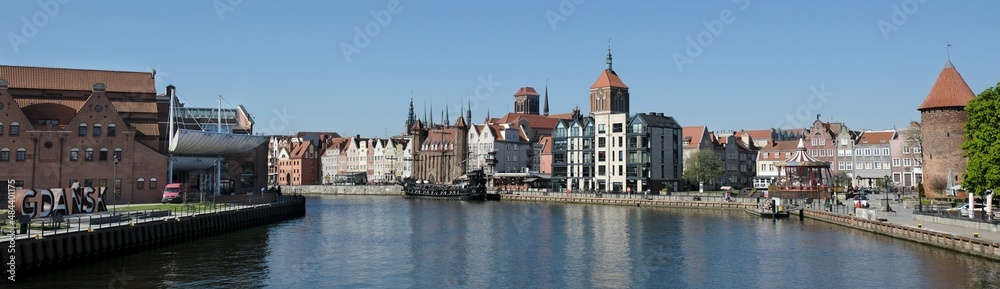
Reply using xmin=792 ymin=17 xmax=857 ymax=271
xmin=918 ymin=61 xmax=976 ymax=110
xmin=743 ymin=129 xmax=772 ymax=141
xmin=760 ymin=140 xmax=801 ymax=152
xmin=857 ymin=130 xmax=896 ymax=145
xmin=514 ymin=87 xmax=540 ymax=96
xmin=495 ymin=113 xmax=561 ymax=130
xmin=546 ymin=112 xmax=576 ymax=120
xmin=0 ymin=65 xmax=156 ymax=94
xmin=539 ymin=136 xmax=552 ymax=154
xmin=421 ymin=129 xmax=457 ymax=151
xmin=591 ymin=70 xmax=628 ymax=89
xmin=682 ymin=126 xmax=707 ymax=147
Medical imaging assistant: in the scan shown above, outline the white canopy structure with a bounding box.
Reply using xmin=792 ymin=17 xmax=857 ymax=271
xmin=171 ymin=155 xmax=224 ymax=171
xmin=169 ymin=129 xmax=268 ymax=155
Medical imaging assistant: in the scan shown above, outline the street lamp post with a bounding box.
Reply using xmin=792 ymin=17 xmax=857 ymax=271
xmin=884 ymin=175 xmax=892 ymax=212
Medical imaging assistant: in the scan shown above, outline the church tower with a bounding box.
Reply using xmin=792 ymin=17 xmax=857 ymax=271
xmin=589 ymin=44 xmax=629 ymax=115
xmin=405 ymin=96 xmax=415 ymax=134
xmin=513 ymin=87 xmax=541 ymax=115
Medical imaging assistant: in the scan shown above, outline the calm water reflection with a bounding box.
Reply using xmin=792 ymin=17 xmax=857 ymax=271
xmin=15 ymin=196 xmax=1000 ymax=288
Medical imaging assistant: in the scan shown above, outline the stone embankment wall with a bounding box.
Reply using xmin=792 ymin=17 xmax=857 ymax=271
xmin=3 ymin=196 xmax=307 ymax=276
xmin=286 ymin=185 xmax=401 ymax=195
xmin=500 ymin=194 xmax=753 ymax=209
xmin=803 ymin=210 xmax=1000 ymax=261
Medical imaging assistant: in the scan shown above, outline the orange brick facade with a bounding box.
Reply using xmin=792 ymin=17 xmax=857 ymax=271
xmin=0 ymin=82 xmax=167 ymax=204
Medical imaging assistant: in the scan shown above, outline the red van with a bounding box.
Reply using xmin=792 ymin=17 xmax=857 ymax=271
xmin=162 ymin=183 xmax=186 ymax=203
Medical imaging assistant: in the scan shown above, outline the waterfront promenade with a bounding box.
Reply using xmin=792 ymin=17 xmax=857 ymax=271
xmin=499 ymin=190 xmax=1000 ymax=259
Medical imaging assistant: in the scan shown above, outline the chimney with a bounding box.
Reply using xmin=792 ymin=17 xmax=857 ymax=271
xmin=93 ymin=83 xmax=106 ymax=92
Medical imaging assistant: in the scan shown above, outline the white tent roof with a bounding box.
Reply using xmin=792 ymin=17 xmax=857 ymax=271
xmin=169 ymin=129 xmax=268 ymax=155
xmin=171 ymin=156 xmax=223 ymax=171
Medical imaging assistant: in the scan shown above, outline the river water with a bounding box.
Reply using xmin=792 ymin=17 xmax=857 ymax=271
xmin=15 ymin=196 xmax=1000 ymax=288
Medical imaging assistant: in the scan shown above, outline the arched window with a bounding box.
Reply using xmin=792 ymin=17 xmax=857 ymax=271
xmin=113 ymin=148 xmax=122 ymax=161
xmin=92 ymin=123 xmax=102 ymax=137
xmin=9 ymin=122 xmax=19 ymax=136
xmin=149 ymin=177 xmax=158 ymax=189
xmin=85 ymin=148 xmax=94 ymax=161
xmin=0 ymin=121 xmax=4 ymax=136
xmin=78 ymin=123 xmax=88 ymax=136
xmin=70 ymin=148 xmax=80 ymax=161
xmin=15 ymin=148 xmax=26 ymax=161
xmin=107 ymin=123 xmax=117 ymax=136
xmin=0 ymin=148 xmax=8 ymax=161
xmin=136 ymin=178 xmax=145 ymax=190
xmin=99 ymin=148 xmax=108 ymax=161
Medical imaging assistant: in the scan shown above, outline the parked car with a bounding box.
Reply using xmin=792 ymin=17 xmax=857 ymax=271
xmin=853 ymin=195 xmax=869 ymax=208
xmin=957 ymin=203 xmax=986 ymax=217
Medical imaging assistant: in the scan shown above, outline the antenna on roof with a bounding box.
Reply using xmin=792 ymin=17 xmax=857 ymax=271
xmin=946 ymin=41 xmax=952 ymax=61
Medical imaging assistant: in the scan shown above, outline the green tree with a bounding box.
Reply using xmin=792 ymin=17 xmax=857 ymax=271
xmin=832 ymin=171 xmax=851 ymax=188
xmin=961 ymin=83 xmax=1000 ymax=197
xmin=684 ymin=150 xmax=724 ymax=185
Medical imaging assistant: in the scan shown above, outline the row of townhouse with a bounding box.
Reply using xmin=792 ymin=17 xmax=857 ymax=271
xmin=754 ymin=119 xmax=923 ymax=191
xmin=320 ymin=136 xmax=412 ymax=185
xmin=269 ymin=132 xmax=413 ymax=186
xmin=681 ymin=126 xmax=761 ymax=190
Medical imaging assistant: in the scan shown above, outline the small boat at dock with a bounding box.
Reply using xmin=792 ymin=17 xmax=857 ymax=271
xmin=745 ymin=207 xmax=789 ymax=219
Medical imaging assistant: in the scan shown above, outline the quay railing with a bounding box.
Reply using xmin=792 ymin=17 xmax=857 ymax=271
xmin=1 ymin=194 xmax=304 ymax=241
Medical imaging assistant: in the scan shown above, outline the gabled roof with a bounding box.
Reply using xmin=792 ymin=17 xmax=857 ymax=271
xmin=631 ymin=113 xmax=681 ymax=129
xmin=591 ymin=70 xmax=628 ymax=89
xmin=495 ymin=113 xmax=562 ymax=130
xmin=682 ymin=126 xmax=708 ymax=147
xmin=539 ymin=136 xmax=553 ymax=154
xmin=918 ymin=60 xmax=976 ymax=110
xmin=0 ymin=65 xmax=156 ymax=94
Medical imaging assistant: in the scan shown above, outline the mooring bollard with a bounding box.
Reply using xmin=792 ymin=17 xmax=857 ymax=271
xmin=917 ymin=224 xmax=922 ymax=228
xmin=974 ymin=232 xmax=979 ymax=238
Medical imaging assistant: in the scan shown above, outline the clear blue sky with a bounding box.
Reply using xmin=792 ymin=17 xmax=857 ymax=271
xmin=4 ymin=1 xmax=999 ymax=137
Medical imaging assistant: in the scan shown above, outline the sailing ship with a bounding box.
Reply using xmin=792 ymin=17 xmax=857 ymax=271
xmin=400 ymin=169 xmax=488 ymax=201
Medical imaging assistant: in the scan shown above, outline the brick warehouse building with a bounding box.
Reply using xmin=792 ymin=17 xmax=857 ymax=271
xmin=917 ymin=59 xmax=976 ymax=198
xmin=0 ymin=66 xmax=167 ymax=203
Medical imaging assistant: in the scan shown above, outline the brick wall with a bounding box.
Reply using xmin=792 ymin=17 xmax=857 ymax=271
xmin=920 ymin=108 xmax=967 ymax=197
